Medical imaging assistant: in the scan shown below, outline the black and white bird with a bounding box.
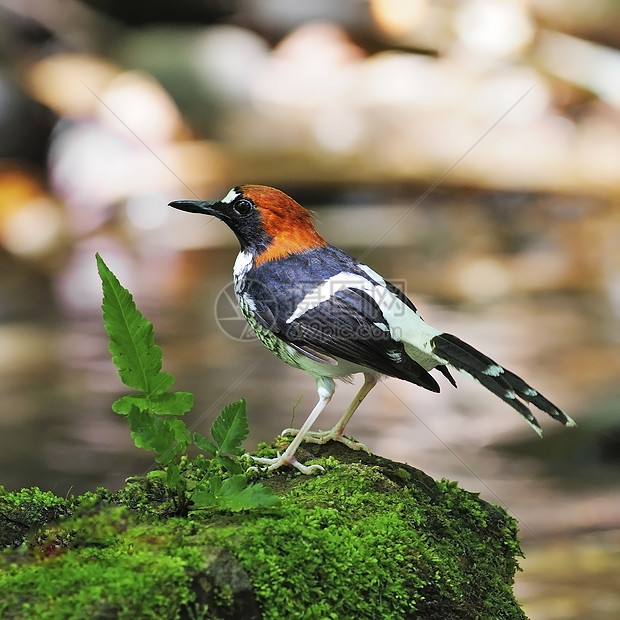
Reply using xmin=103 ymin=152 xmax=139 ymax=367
xmin=170 ymin=185 xmax=576 ymax=473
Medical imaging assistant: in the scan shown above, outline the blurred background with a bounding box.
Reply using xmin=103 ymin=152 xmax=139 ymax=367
xmin=1 ymin=0 xmax=619 ymax=617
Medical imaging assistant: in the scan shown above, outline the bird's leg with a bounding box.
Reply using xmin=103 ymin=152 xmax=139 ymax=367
xmin=282 ymin=374 xmax=378 ymax=452
xmin=248 ymin=378 xmax=335 ymax=474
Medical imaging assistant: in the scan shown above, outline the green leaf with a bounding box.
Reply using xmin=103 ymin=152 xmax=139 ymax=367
xmin=97 ymin=253 xmax=174 ymax=397
xmin=193 ymin=432 xmax=218 ymax=456
xmin=145 ymin=470 xmax=167 ymax=481
xmin=218 ymin=474 xmax=245 ymax=495
xmin=113 ymin=390 xmax=192 ymax=417
xmin=190 ymin=488 xmax=217 ymax=509
xmin=190 ymin=475 xmax=280 ymax=512
xmin=190 ymin=476 xmax=223 ymax=508
xmin=210 ymin=399 xmax=248 ymax=455
xmin=113 ymin=394 xmax=150 ymax=415
xmin=165 ymin=462 xmax=184 ymax=490
xmin=150 ymin=392 xmax=194 ymax=416
xmin=228 ymin=482 xmax=281 ymax=511
xmin=193 ymin=434 xmax=242 ymax=473
xmin=217 ymin=476 xmax=280 ymax=512
xmin=214 ymin=455 xmax=242 ymax=475
xmin=127 ymin=407 xmax=190 ymax=465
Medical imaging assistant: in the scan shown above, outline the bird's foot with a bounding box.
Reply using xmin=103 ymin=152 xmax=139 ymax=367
xmin=280 ymin=428 xmax=370 ymax=453
xmin=245 ymin=452 xmax=324 ymax=475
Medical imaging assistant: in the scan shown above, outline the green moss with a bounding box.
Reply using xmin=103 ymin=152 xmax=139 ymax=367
xmin=214 ymin=455 xmax=524 ymax=619
xmin=223 ymin=466 xmax=425 ymax=618
xmin=1 ymin=533 xmax=200 ymax=619
xmin=0 ymin=443 xmax=527 ymax=619
xmin=0 ymin=486 xmax=74 ymax=548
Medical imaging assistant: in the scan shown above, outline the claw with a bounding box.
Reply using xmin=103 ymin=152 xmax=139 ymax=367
xmin=280 ymin=428 xmax=370 ymax=453
xmin=246 ymin=453 xmax=324 ymax=475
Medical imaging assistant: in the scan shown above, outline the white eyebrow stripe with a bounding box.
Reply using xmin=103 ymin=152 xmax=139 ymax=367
xmin=221 ymin=188 xmax=240 ymax=203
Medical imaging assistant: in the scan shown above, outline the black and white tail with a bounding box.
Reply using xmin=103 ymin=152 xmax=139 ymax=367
xmin=432 ymin=333 xmax=576 ymax=435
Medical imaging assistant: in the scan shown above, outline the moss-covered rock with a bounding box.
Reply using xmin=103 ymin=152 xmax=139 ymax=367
xmin=0 ymin=441 xmax=527 ymax=619
xmin=0 ymin=486 xmax=74 ymax=548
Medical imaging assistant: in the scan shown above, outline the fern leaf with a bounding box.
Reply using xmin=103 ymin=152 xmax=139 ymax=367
xmin=97 ymin=253 xmax=174 ymax=396
xmin=193 ymin=432 xmax=218 ymax=456
xmin=191 ymin=475 xmax=280 ymax=511
xmin=211 ymin=399 xmax=249 ymax=456
xmin=127 ymin=407 xmax=190 ymax=465
xmin=218 ymin=477 xmax=281 ymax=511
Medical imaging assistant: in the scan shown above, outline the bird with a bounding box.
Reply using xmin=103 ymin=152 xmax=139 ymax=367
xmin=169 ymin=185 xmax=576 ymax=474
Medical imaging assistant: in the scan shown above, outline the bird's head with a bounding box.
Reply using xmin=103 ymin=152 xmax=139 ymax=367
xmin=169 ymin=185 xmax=326 ymax=265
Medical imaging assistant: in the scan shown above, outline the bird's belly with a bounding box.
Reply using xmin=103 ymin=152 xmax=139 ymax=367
xmin=293 ymin=352 xmax=374 ymax=381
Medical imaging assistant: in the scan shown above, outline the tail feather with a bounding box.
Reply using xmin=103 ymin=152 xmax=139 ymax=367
xmin=437 ymin=364 xmax=457 ymax=388
xmin=431 ymin=333 xmax=575 ymax=435
xmin=500 ymin=367 xmax=576 ymax=426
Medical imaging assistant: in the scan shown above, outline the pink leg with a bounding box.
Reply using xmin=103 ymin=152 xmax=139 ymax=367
xmin=281 ymin=373 xmax=378 ymax=451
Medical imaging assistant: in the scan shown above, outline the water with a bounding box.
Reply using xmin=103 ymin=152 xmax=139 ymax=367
xmin=1 ymin=189 xmax=619 ymax=618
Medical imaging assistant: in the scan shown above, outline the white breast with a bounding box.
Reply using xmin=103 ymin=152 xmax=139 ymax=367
xmin=233 ymin=250 xmax=253 ymax=294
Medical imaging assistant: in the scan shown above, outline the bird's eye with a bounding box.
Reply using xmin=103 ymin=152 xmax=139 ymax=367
xmin=232 ymin=198 xmax=253 ymax=215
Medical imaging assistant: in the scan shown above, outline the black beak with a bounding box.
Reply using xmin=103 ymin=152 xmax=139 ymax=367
xmin=168 ymin=200 xmax=219 ymax=215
